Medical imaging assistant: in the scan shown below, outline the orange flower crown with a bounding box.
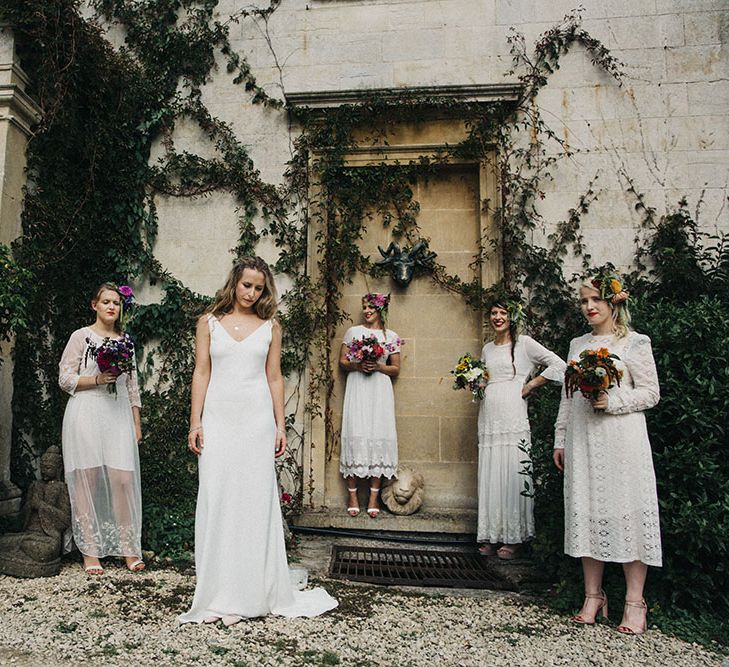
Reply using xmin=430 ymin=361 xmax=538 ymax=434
xmin=591 ymin=275 xmax=629 ymax=305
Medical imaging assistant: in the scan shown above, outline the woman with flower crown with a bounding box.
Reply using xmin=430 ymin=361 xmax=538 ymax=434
xmin=477 ymin=297 xmax=565 ymax=560
xmin=553 ymin=273 xmax=661 ymax=635
xmin=58 ymin=282 xmax=144 ymax=575
xmin=339 ymin=293 xmax=401 ymax=518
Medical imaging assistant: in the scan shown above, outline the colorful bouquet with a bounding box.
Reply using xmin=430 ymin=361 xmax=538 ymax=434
xmin=451 ymin=353 xmax=488 ymax=401
xmin=564 ymin=347 xmax=623 ymax=403
xmin=345 ymin=334 xmax=399 ymax=372
xmin=85 ymin=333 xmax=136 ymax=396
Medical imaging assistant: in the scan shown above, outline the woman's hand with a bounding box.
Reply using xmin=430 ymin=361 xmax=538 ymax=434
xmin=135 ymin=426 xmax=143 ymax=444
xmin=275 ymin=430 xmax=287 ymax=458
xmin=188 ymin=426 xmax=204 ymax=456
xmin=521 ymin=380 xmax=535 ymax=399
xmin=96 ymin=370 xmax=119 ymax=386
xmin=361 ymin=360 xmax=379 ymax=374
xmin=553 ymin=448 xmax=565 ymax=472
xmin=590 ymin=391 xmax=609 ymax=411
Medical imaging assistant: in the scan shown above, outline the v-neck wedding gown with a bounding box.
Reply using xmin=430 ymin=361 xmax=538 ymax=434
xmin=179 ymin=316 xmax=337 ymax=622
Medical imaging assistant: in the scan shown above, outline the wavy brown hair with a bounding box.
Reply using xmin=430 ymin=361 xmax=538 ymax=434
xmin=91 ymin=282 xmax=123 ymax=333
xmin=207 ymin=256 xmax=278 ymax=320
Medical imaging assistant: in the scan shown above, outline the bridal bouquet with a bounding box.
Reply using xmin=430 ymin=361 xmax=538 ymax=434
xmin=345 ymin=334 xmax=399 ymax=364
xmin=451 ymin=353 xmax=488 ymax=401
xmin=564 ymin=347 xmax=623 ymax=402
xmin=85 ymin=333 xmax=136 ymax=396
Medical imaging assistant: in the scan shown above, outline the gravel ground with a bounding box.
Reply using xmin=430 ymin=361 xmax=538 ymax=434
xmin=0 ymin=538 xmax=723 ymax=667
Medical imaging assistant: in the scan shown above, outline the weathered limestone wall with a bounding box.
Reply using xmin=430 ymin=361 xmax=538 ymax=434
xmin=0 ymin=30 xmax=41 ymax=516
xmin=3 ymin=2 xmax=727 ymax=520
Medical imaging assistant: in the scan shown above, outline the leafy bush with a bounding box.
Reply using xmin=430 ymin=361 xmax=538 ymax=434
xmin=632 ymin=295 xmax=729 ymax=615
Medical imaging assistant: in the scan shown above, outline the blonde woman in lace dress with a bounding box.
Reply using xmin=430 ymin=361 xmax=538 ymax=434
xmin=59 ymin=283 xmax=144 ymax=575
xmin=554 ymin=275 xmax=662 ymax=635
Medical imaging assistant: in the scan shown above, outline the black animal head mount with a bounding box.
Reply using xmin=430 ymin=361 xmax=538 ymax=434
xmin=375 ymin=241 xmax=437 ymax=288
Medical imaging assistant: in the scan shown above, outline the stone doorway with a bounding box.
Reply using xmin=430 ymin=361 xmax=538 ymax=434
xmin=298 ymin=115 xmax=501 ymax=533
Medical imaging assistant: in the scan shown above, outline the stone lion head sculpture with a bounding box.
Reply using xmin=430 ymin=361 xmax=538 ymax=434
xmin=381 ymin=465 xmax=425 ymax=515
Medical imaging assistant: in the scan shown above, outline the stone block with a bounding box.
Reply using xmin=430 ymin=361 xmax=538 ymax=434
xmin=684 ymin=10 xmax=729 ymax=46
xmin=413 ymin=337 xmax=484 ymax=379
xmin=607 ymin=13 xmax=684 ymax=50
xmin=439 ymin=416 xmax=479 ymax=463
xmin=656 ymin=0 xmax=727 ymax=12
xmin=666 ymin=45 xmax=728 ymax=81
xmin=687 ymin=80 xmax=729 ymax=115
xmin=382 ymin=30 xmax=446 ymax=63
xmin=396 ymin=415 xmax=441 ymax=462
xmin=614 ymin=47 xmax=667 ymax=83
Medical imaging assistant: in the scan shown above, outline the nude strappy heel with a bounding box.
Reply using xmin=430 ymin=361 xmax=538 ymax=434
xmin=617 ymin=598 xmax=647 ymax=635
xmin=572 ymin=589 xmax=609 ymax=624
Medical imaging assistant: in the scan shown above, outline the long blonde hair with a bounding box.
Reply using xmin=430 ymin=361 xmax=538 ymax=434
xmin=581 ymin=278 xmax=631 ymax=338
xmin=207 ymin=257 xmax=278 ymax=320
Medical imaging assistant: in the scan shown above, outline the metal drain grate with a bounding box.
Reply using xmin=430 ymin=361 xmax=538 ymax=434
xmin=329 ymin=545 xmax=513 ymax=590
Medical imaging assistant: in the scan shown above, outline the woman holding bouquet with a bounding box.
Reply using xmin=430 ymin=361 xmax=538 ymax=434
xmin=339 ymin=293 xmax=401 ymax=518
xmin=553 ymin=275 xmax=661 ymax=635
xmin=477 ymin=298 xmax=565 ymax=559
xmin=180 ymin=257 xmax=336 ymax=624
xmin=59 ymin=283 xmax=144 ymax=574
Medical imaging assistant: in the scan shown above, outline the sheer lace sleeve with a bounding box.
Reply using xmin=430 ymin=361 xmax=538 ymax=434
xmin=58 ymin=329 xmax=88 ymax=396
xmin=125 ymin=358 xmax=142 ymax=409
xmin=523 ymin=336 xmax=566 ymax=384
xmin=553 ymin=338 xmax=577 ymax=449
xmin=606 ymin=333 xmax=660 ymax=415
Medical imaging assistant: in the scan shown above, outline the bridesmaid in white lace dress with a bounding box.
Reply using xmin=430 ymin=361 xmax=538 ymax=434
xmin=180 ymin=257 xmax=337 ymax=625
xmin=477 ymin=298 xmax=565 ymax=559
xmin=554 ymin=275 xmax=661 ymax=635
xmin=59 ymin=283 xmax=144 ymax=575
xmin=339 ymin=294 xmax=401 ymax=518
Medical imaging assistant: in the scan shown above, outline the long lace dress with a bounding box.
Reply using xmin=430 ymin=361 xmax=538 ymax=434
xmin=477 ymin=335 xmax=565 ymax=544
xmin=554 ymin=331 xmax=662 ymax=566
xmin=339 ymin=325 xmax=401 ymax=479
xmin=59 ymin=327 xmax=142 ymax=558
xmin=179 ymin=316 xmax=337 ymax=622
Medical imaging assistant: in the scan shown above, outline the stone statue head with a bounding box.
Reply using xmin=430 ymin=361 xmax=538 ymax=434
xmin=39 ymin=446 xmax=63 ymax=481
xmin=381 ymin=465 xmax=425 ymax=515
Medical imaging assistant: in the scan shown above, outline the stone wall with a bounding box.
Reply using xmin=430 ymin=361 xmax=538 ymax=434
xmin=2 ymin=1 xmax=727 ymax=521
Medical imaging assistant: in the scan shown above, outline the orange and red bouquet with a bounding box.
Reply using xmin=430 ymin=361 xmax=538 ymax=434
xmin=564 ymin=347 xmax=623 ymax=401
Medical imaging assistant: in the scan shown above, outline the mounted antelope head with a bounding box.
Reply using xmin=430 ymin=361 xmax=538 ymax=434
xmin=375 ymin=241 xmax=437 ymax=287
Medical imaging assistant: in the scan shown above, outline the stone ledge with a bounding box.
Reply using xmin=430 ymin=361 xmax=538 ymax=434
xmin=293 ymin=506 xmax=477 ymax=533
xmin=285 ymin=83 xmax=523 ymax=110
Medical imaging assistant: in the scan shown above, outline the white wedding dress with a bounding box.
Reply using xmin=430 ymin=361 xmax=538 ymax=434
xmin=554 ymin=331 xmax=662 ymax=566
xmin=477 ymin=336 xmax=565 ymax=544
xmin=179 ymin=316 xmax=337 ymax=623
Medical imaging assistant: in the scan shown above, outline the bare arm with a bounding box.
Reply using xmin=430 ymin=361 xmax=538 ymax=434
xmin=266 ymin=320 xmax=287 ymax=458
xmin=365 ymin=352 xmax=400 ymax=377
xmin=339 ymin=343 xmax=363 ymax=372
xmin=188 ymin=316 xmax=212 ymax=456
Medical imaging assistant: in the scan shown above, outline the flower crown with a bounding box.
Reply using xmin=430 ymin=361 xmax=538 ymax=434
xmin=505 ymin=300 xmax=525 ymax=330
xmin=114 ymin=284 xmax=135 ymax=328
xmin=591 ymin=275 xmax=629 ymax=305
xmin=364 ymin=293 xmax=390 ymax=312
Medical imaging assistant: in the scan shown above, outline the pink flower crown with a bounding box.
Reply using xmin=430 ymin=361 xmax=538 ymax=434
xmin=364 ymin=293 xmax=390 ymax=311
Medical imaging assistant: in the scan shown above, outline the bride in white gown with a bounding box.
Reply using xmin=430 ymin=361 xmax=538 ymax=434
xmin=179 ymin=257 xmax=337 ymax=625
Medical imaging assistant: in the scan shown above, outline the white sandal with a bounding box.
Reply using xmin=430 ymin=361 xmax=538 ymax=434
xmin=347 ymin=487 xmax=360 ymax=517
xmin=367 ymin=487 xmax=381 ymax=518
xmin=126 ymin=558 xmax=145 ymax=572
